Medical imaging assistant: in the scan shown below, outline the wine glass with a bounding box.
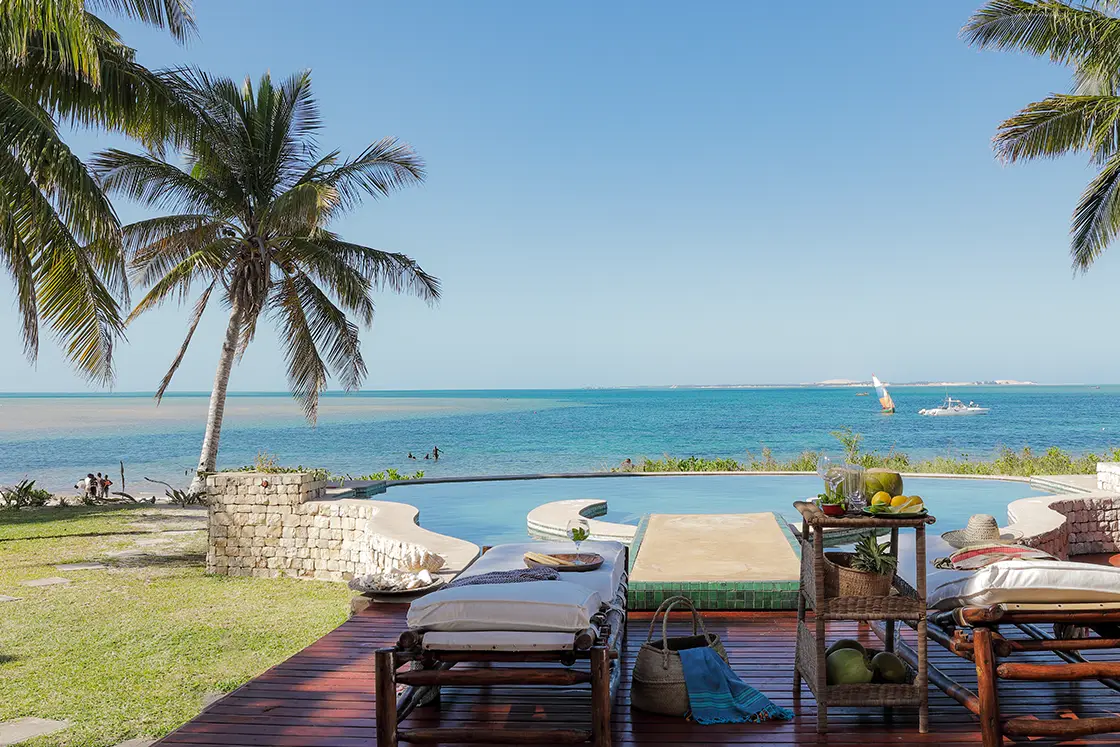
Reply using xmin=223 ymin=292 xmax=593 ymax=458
xmin=817 ymin=453 xmax=840 ymax=500
xmin=567 ymin=518 xmax=590 ymax=561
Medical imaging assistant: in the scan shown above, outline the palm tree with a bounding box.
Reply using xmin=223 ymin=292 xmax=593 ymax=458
xmin=92 ymin=70 xmax=439 ymax=491
xmin=964 ymin=0 xmax=1120 ymax=270
xmin=1 ymin=0 xmax=195 ymax=382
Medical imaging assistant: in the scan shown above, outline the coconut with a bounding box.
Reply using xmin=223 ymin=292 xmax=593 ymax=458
xmin=871 ymin=651 xmax=908 ymax=684
xmin=826 ymin=648 xmax=874 ymax=685
xmin=825 ymin=639 xmax=866 ymax=658
xmin=864 ymin=469 xmax=903 ymax=499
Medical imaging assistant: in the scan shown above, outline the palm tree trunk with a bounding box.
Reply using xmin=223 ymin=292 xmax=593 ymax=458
xmin=189 ymin=303 xmax=242 ymax=494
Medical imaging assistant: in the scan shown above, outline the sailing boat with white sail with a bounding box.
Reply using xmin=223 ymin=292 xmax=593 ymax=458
xmin=872 ymin=375 xmax=895 ymax=414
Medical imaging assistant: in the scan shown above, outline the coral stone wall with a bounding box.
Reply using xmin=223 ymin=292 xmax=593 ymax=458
xmin=1050 ymin=496 xmax=1120 ymax=557
xmin=205 ymin=472 xmax=470 ymax=582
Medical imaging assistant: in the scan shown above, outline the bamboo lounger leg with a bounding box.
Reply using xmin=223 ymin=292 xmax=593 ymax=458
xmin=972 ymin=627 xmax=1002 ymax=747
xmin=375 ymin=649 xmax=399 ymax=747
xmin=591 ymin=646 xmax=612 ymax=747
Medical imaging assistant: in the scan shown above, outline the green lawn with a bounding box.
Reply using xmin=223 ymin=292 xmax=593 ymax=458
xmin=0 ymin=505 xmax=352 ymax=747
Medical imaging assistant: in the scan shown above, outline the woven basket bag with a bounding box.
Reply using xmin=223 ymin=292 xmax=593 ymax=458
xmin=631 ymin=595 xmax=728 ymax=717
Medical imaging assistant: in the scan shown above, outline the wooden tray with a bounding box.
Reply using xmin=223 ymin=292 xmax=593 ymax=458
xmin=524 ymin=552 xmax=604 ymax=572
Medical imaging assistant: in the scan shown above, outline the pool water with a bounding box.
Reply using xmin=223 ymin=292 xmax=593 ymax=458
xmin=385 ymin=474 xmax=1046 ymax=589
xmin=385 ymin=474 xmax=1043 ymax=547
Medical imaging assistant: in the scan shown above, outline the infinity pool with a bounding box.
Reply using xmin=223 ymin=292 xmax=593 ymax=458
xmin=383 ymin=473 xmax=1044 ymax=550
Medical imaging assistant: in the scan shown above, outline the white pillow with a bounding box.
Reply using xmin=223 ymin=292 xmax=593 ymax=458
xmin=930 ymin=559 xmax=1120 ymax=611
xmin=406 ymin=580 xmax=602 ymax=632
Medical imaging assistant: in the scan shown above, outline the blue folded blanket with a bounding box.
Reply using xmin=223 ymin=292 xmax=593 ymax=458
xmin=445 ymin=567 xmax=559 ymax=588
xmin=679 ymin=646 xmax=794 ymax=724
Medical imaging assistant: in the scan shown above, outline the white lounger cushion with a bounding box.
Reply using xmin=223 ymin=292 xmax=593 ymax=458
xmin=407 ymin=580 xmax=602 ymax=632
xmin=451 ymin=541 xmax=626 ymax=602
xmin=929 ymin=559 xmax=1120 ymax=611
xmin=422 ymin=631 xmax=578 ymax=652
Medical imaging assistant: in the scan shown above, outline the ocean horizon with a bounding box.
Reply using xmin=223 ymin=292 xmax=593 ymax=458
xmin=2 ymin=385 xmax=1118 ymax=494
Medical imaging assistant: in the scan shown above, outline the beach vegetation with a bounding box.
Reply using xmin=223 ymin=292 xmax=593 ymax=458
xmin=616 ymin=430 xmax=1120 ymax=477
xmin=0 ymin=478 xmax=52 ymax=509
xmin=1 ymin=0 xmax=195 ymax=381
xmin=342 ymin=469 xmax=426 ymax=481
xmin=96 ymin=71 xmax=439 ymax=492
xmin=964 ymin=0 xmax=1120 ymax=270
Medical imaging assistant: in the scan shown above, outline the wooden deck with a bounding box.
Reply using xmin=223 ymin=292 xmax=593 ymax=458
xmin=156 ymin=606 xmax=1120 ymax=746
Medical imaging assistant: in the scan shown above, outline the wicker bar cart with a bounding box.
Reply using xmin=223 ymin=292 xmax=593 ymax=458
xmin=792 ymin=500 xmax=934 ymax=734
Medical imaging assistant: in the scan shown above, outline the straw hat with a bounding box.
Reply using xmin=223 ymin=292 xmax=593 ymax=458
xmin=941 ymin=514 xmax=1021 ymax=549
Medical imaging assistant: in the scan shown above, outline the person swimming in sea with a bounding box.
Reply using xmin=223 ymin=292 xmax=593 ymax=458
xmin=432 ymin=446 xmax=441 ymax=460
xmin=424 ymin=453 xmax=431 ymax=460
xmin=408 ymin=452 xmax=416 ymax=460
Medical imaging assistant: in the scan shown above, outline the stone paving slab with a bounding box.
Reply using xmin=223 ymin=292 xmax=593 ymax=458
xmin=0 ymin=717 xmax=70 ymax=746
xmin=0 ymin=596 xmax=20 ymax=603
xmin=112 ymin=738 xmax=155 ymax=747
xmin=19 ymin=577 xmax=70 ymax=587
xmin=56 ymin=562 xmax=107 ymax=571
xmin=134 ymin=537 xmax=173 ymax=547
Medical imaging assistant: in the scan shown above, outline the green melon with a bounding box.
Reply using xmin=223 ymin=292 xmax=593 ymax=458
xmin=864 ymin=469 xmax=903 ymax=499
xmin=825 ymin=639 xmax=866 ymax=658
xmin=826 ymin=648 xmax=874 ymax=685
xmin=871 ymin=651 xmax=909 ymax=684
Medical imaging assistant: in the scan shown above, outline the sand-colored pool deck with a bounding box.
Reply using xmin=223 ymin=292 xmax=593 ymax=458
xmin=628 ymin=512 xmax=801 ymax=610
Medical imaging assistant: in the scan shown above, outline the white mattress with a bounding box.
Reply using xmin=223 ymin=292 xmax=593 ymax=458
xmin=451 ymin=541 xmax=626 ymax=601
xmin=929 ymin=559 xmax=1120 ymax=611
xmin=422 ymin=631 xmax=578 ymax=652
xmin=405 ymin=541 xmax=626 ymax=634
xmin=407 ymin=578 xmax=602 ymax=632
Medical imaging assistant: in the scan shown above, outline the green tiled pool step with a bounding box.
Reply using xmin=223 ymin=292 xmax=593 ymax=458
xmin=626 ymin=512 xmax=802 ymax=611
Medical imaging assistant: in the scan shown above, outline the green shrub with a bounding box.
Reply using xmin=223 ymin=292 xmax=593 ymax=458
xmin=614 ymin=430 xmax=1120 ymax=477
xmin=0 ymin=479 xmax=52 ymax=509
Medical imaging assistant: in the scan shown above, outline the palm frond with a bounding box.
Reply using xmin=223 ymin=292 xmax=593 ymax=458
xmin=85 ymin=0 xmax=196 ymax=41
xmin=154 ymin=278 xmax=213 ymax=401
xmin=300 ymin=235 xmax=441 ymax=303
xmin=272 ymin=273 xmax=329 ymax=422
xmin=963 ymin=0 xmax=1120 ymax=82
xmin=126 ymin=240 xmax=231 ymax=322
xmin=1071 ymin=152 xmax=1120 ymax=268
xmin=92 ymin=148 xmax=230 ymax=214
xmin=309 ymin=137 xmax=425 ymax=212
xmin=995 ymin=93 xmax=1120 ymax=164
xmin=0 ymin=212 xmax=39 ymax=358
xmin=285 ymin=238 xmax=375 ymax=324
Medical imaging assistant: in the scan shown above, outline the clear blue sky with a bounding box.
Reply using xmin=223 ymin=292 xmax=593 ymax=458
xmin=1 ymin=0 xmax=1114 ymax=392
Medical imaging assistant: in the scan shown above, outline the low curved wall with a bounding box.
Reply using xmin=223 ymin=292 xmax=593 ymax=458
xmin=1006 ymin=491 xmax=1120 ymax=559
xmin=526 ymin=499 xmax=637 ymax=543
xmin=206 ymin=472 xmax=479 ymax=582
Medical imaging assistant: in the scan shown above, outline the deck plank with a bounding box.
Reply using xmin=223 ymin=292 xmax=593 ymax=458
xmin=155 ymin=606 xmax=1120 ymax=745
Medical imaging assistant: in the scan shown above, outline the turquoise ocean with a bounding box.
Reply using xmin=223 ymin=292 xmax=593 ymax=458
xmin=2 ymin=386 xmax=1119 ymax=493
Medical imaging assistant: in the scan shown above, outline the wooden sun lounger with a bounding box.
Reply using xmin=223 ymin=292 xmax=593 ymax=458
xmin=877 ymin=602 xmax=1120 ymax=747
xmin=374 ymin=550 xmax=628 ymax=747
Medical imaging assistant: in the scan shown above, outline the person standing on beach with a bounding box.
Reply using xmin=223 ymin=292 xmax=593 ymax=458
xmin=85 ymin=473 xmax=97 ymax=501
xmin=100 ymin=473 xmax=113 ymax=499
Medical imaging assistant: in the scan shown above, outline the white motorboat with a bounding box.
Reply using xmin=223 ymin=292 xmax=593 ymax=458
xmin=919 ymin=396 xmax=989 ymax=416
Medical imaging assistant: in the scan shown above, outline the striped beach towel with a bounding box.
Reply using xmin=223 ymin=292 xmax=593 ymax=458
xmin=446 ymin=567 xmax=559 ymax=588
xmin=679 ymin=646 xmax=794 ymax=724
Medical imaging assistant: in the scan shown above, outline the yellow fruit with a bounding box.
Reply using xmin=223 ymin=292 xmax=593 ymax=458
xmin=890 ymin=495 xmax=910 ymax=507
xmin=872 ymin=491 xmax=892 ymax=505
